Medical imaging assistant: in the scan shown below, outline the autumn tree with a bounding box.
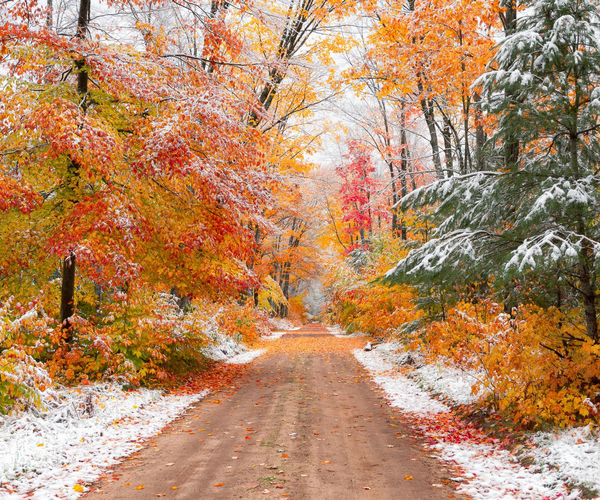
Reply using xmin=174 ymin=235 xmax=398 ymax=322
xmin=386 ymin=0 xmax=600 ymax=343
xmin=0 ymin=0 xmax=269 ymax=334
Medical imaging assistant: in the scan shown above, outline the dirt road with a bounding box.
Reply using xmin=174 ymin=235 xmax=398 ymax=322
xmin=85 ymin=325 xmax=459 ymax=499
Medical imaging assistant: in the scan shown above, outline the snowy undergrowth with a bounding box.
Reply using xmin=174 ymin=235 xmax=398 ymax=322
xmin=200 ymin=331 xmax=248 ymax=361
xmin=0 ymin=383 xmax=207 ymax=499
xmin=354 ymin=348 xmax=581 ymax=499
xmin=529 ymin=426 xmax=600 ymax=497
xmin=267 ymin=317 xmax=297 ymax=331
xmin=374 ymin=342 xmax=487 ymax=406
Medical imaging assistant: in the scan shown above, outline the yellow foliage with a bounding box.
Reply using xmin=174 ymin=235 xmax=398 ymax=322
xmin=415 ymin=301 xmax=600 ymax=427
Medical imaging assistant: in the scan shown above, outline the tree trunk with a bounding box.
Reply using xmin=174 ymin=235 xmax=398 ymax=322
xmin=503 ymin=1 xmax=520 ymax=169
xmin=473 ymin=91 xmax=486 ymax=171
xmin=579 ymin=245 xmax=598 ymax=342
xmin=418 ymin=77 xmax=444 ymax=179
xmin=60 ymin=0 xmax=90 ymax=335
xmin=60 ymin=252 xmax=76 ymax=336
xmin=400 ymin=109 xmax=410 ymax=240
xmin=442 ymin=117 xmax=453 ymax=176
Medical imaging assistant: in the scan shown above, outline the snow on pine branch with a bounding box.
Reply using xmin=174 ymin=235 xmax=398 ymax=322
xmin=385 ymin=230 xmax=489 ymax=279
xmin=505 ymin=230 xmax=600 ymax=274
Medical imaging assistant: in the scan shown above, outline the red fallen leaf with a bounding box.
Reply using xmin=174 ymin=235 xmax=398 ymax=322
xmin=245 ymin=436 xmax=250 ymax=439
xmin=213 ymin=483 xmax=224 ymax=487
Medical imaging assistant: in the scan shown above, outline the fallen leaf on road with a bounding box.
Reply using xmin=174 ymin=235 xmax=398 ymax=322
xmin=262 ymin=489 xmax=270 ymax=494
xmin=363 ymin=487 xmax=371 ymax=490
xmin=321 ymin=461 xmax=330 ymax=465
xmin=73 ymin=485 xmax=84 ymax=493
xmin=281 ymin=453 xmax=288 ymax=458
xmin=166 ymin=463 xmax=175 ymax=466
xmin=404 ymin=475 xmax=413 ymax=480
xmin=124 ymin=482 xmax=132 ymax=486
xmin=135 ymin=485 xmax=144 ymax=490
xmin=213 ymin=483 xmax=224 ymax=487
xmin=171 ymin=486 xmax=178 ymax=490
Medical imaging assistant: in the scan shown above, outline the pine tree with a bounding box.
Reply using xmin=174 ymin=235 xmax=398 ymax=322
xmin=385 ymin=0 xmax=600 ymax=342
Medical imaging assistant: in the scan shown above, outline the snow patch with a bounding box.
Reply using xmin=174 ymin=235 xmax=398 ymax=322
xmin=354 ymin=348 xmax=579 ymax=499
xmin=0 ymin=384 xmax=206 ymax=499
xmin=225 ymin=349 xmax=266 ymax=364
xmin=201 ymin=332 xmax=247 ymax=361
xmin=530 ymin=425 xmax=600 ymax=494
xmin=353 ymin=349 xmax=449 ymax=414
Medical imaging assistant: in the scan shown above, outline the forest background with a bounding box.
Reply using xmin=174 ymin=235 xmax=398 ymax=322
xmin=2 ymin=0 xmax=600 ymax=430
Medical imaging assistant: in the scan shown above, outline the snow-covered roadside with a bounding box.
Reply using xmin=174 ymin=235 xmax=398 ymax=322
xmin=369 ymin=343 xmax=600 ymax=496
xmin=0 ymin=332 xmax=268 ymax=499
xmin=201 ymin=332 xmax=249 ymax=361
xmin=261 ymin=330 xmax=291 ymax=341
xmin=354 ymin=348 xmax=581 ymax=499
xmin=0 ymin=384 xmax=207 ymax=499
xmin=325 ymin=325 xmax=365 ymax=337
xmin=225 ymin=349 xmax=266 ymax=364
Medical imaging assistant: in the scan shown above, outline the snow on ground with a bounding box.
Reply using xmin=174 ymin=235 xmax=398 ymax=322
xmin=325 ymin=325 xmax=365 ymax=337
xmin=354 ymin=348 xmax=581 ymax=499
xmin=261 ymin=330 xmax=290 ymax=341
xmin=201 ymin=332 xmax=248 ymax=361
xmin=372 ymin=342 xmax=486 ymax=406
xmin=225 ymin=349 xmax=266 ymax=364
xmin=413 ymin=363 xmax=486 ymax=406
xmin=267 ymin=317 xmax=297 ymax=331
xmin=529 ymin=425 xmax=600 ymax=495
xmin=0 ymin=384 xmax=207 ymax=499
xmin=354 ymin=349 xmax=449 ymax=414
xmin=370 ymin=343 xmax=600 ymax=495
xmin=0 ymin=332 xmax=268 ymax=499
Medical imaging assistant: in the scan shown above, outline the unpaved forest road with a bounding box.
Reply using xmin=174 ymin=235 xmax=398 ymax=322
xmin=85 ymin=325 xmax=461 ymax=500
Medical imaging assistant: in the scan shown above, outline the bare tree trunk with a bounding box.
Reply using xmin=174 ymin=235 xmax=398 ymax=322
xmin=473 ymin=91 xmax=486 ymax=171
xmin=418 ymin=77 xmax=444 ymax=179
xmin=399 ymin=108 xmax=410 ymax=240
xmin=442 ymin=117 xmax=453 ymax=176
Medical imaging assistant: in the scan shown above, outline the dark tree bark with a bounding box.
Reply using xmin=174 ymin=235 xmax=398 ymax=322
xmin=60 ymin=0 xmax=90 ymax=335
xmin=502 ymin=0 xmax=520 ymax=169
xmin=473 ymin=91 xmax=486 ymax=171
xmin=418 ymin=77 xmax=444 ymax=179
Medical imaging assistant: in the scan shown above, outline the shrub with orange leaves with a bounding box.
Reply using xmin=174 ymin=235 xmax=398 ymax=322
xmin=0 ymin=289 xmax=269 ymax=413
xmin=324 ymin=234 xmax=421 ymax=338
xmin=414 ymin=301 xmax=600 ymax=427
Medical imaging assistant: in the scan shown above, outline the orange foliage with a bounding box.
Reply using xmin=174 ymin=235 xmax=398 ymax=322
xmin=414 ymin=301 xmax=600 ymax=427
